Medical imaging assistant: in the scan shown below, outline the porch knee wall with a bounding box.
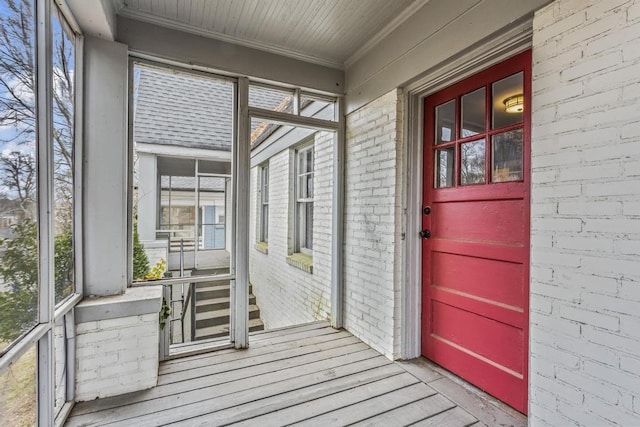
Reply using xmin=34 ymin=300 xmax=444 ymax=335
xmin=74 ymin=286 xmax=163 ymax=401
xmin=530 ymin=0 xmax=640 ymax=425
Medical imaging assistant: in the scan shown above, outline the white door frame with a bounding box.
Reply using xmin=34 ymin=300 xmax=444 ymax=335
xmin=400 ymin=19 xmax=534 ymax=359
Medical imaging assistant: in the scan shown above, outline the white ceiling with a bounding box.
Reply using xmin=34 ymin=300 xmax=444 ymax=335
xmin=117 ymin=0 xmax=428 ymax=69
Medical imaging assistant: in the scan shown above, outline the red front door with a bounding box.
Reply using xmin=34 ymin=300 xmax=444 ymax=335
xmin=421 ymin=50 xmax=531 ymax=414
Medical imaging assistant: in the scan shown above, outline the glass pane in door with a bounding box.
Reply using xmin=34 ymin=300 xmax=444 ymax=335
xmin=461 ymin=139 xmax=486 ymax=185
xmin=435 ymin=100 xmax=455 ymax=144
xmin=435 ymin=147 xmax=455 ymax=188
xmin=461 ymin=88 xmax=485 ymax=138
xmin=492 ymin=72 xmax=524 ymax=129
xmin=492 ymin=129 xmax=524 ymax=182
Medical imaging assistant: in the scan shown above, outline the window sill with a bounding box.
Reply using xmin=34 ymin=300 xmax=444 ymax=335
xmin=255 ymin=242 xmax=268 ymax=254
xmin=285 ymin=253 xmax=313 ymax=274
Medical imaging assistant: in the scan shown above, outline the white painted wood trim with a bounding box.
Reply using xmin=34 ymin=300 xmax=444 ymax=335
xmin=234 ymin=77 xmax=250 ymax=349
xmin=331 ymin=97 xmax=346 ymax=329
xmin=135 ymin=143 xmax=231 ymax=161
xmin=63 ymin=310 xmax=75 ymax=402
xmin=37 ymin=1 xmax=55 ymax=422
xmin=248 ymin=107 xmax=340 ymax=132
xmin=53 ymin=0 xmax=82 ymax=34
xmin=0 ymin=324 xmax=49 ymax=375
xmin=401 ymin=91 xmax=424 ymax=360
xmin=132 ymin=55 xmax=239 ymax=84
xmin=400 ymin=20 xmax=533 ymax=360
xmin=127 ymin=58 xmax=135 ymax=284
xmin=250 ymin=128 xmax=315 ymax=168
xmin=404 ymin=18 xmax=534 ymax=95
xmin=73 ymin=34 xmax=84 ymax=300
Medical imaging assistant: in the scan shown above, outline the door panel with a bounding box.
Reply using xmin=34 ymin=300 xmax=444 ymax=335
xmin=431 ymin=199 xmax=525 ymax=243
xmin=421 ymin=50 xmax=531 ymax=414
xmin=430 ymin=301 xmax=524 ymax=373
xmin=431 ymin=252 xmax=524 ymax=308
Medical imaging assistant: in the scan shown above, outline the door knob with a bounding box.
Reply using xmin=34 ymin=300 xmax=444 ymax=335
xmin=419 ymin=229 xmax=431 ymax=239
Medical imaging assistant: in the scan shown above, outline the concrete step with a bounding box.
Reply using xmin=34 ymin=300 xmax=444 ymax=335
xmin=195 ymin=317 xmax=265 ymax=340
xmin=195 ymin=304 xmax=262 ymax=329
xmin=195 ymin=283 xmax=254 ymax=300
xmin=195 ymin=295 xmax=256 ymax=313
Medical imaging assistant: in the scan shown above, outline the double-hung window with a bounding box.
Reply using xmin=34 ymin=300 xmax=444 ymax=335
xmin=260 ymin=164 xmax=269 ymax=243
xmin=295 ymin=144 xmax=314 ymax=255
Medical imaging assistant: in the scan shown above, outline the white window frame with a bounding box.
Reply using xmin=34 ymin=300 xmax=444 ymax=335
xmin=294 ymin=143 xmax=314 ymax=255
xmin=0 ymin=0 xmax=83 ymax=425
xmin=259 ymin=163 xmax=269 ymax=243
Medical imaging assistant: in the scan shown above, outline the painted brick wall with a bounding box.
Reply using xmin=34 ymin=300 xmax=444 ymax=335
xmin=249 ymin=131 xmax=333 ymax=329
xmin=344 ymin=89 xmax=404 ymax=360
xmin=75 ymin=313 xmax=159 ymax=401
xmin=530 ymin=1 xmax=640 ymax=425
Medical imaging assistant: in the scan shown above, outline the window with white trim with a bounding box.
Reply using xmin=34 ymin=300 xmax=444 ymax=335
xmin=294 ymin=144 xmax=314 ymax=255
xmin=259 ymin=164 xmax=269 ymax=243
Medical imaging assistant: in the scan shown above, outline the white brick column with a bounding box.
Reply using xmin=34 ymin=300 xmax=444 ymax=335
xmin=530 ymin=1 xmax=640 ymax=425
xmin=343 ymin=89 xmax=404 ymax=360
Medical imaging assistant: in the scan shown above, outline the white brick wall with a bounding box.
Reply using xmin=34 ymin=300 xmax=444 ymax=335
xmin=142 ymin=240 xmax=168 ymax=269
xmin=249 ymin=131 xmax=333 ymax=329
xmin=530 ymin=1 xmax=640 ymax=425
xmin=343 ymin=89 xmax=404 ymax=360
xmin=75 ymin=313 xmax=159 ymax=401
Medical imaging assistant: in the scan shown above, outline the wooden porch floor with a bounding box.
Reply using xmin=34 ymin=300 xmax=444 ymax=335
xmin=66 ymin=322 xmax=526 ymax=427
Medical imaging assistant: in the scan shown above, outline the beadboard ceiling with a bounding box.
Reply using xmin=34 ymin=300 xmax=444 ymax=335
xmin=117 ymin=0 xmax=428 ymax=69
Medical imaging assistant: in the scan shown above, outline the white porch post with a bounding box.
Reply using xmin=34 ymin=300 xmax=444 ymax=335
xmin=331 ymin=97 xmax=346 ymax=329
xmin=234 ymin=76 xmax=250 ymax=348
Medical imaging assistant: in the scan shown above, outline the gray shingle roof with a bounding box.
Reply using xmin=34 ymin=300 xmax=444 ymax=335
xmin=134 ymin=65 xmax=292 ymax=151
xmin=134 ymin=66 xmax=234 ymax=151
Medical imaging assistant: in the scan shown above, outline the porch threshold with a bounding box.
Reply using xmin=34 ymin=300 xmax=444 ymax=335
xmin=65 ymin=322 xmax=514 ymax=426
xmin=397 ymin=358 xmax=527 ymax=427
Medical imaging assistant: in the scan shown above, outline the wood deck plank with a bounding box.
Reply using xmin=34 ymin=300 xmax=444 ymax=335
xmin=249 ymin=321 xmax=331 ymax=342
xmin=427 ymin=376 xmax=527 ymax=427
xmin=71 ymin=337 xmax=364 ymax=417
xmin=410 ymin=406 xmax=478 ymax=427
xmin=397 ymin=358 xmax=444 ymax=383
xmin=67 ymin=347 xmax=380 ymax=426
xmin=350 ymin=394 xmax=457 ymax=427
xmin=165 ymin=363 xmax=406 ymax=426
xmin=159 ymin=335 xmax=361 ymax=385
xmin=159 ymin=329 xmax=349 ymax=375
xmin=66 ymin=324 xmax=518 ymax=427
xmin=247 ymin=326 xmax=342 ymax=347
xmin=228 ymin=374 xmax=427 ymax=427
xmin=287 ymin=382 xmax=436 ymax=427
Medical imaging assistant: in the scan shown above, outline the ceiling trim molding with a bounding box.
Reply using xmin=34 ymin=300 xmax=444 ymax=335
xmin=344 ymin=0 xmax=432 ymax=68
xmin=117 ymin=8 xmax=345 ymax=70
